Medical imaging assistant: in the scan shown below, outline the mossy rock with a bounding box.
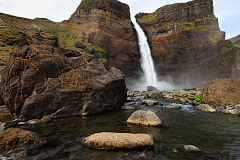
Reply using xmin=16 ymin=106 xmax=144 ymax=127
xmin=0 ymin=128 xmax=43 ymax=150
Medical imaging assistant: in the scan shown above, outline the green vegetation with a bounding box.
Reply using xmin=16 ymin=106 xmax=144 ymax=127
xmin=195 ymin=94 xmax=202 ymax=103
xmin=35 ymin=18 xmax=81 ymax=48
xmin=215 ymin=40 xmax=238 ymax=67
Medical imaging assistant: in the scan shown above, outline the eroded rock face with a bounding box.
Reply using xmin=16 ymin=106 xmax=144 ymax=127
xmin=82 ymin=132 xmax=154 ymax=150
xmin=61 ymin=0 xmax=140 ymax=76
xmin=135 ymin=0 xmax=240 ymax=85
xmin=0 ymin=44 xmax=127 ymax=120
xmin=202 ymin=78 xmax=240 ymax=107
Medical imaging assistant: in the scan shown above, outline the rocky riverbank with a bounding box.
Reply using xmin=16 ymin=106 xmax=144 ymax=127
xmin=126 ymin=78 xmax=240 ymax=116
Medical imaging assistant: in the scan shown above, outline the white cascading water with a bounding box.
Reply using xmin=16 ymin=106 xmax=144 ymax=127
xmin=131 ymin=16 xmax=158 ymax=88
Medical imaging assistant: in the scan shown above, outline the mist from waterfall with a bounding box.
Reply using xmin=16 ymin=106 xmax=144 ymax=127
xmin=131 ymin=16 xmax=158 ymax=90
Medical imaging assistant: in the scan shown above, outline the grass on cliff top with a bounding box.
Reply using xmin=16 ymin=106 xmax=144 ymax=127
xmin=35 ymin=18 xmax=82 ymax=48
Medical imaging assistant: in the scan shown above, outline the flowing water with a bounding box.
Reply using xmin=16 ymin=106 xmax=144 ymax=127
xmin=131 ymin=16 xmax=158 ymax=88
xmin=1 ymin=98 xmax=240 ymax=160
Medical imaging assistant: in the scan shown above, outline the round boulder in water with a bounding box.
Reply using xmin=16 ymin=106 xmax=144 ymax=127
xmin=127 ymin=110 xmax=162 ymax=126
xmin=82 ymin=132 xmax=154 ymax=150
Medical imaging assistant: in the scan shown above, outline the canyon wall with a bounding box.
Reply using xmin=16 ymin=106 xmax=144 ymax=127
xmin=61 ymin=0 xmax=140 ymax=76
xmin=136 ymin=0 xmax=239 ymax=86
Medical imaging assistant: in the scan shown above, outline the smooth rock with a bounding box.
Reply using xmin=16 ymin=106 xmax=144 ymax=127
xmin=37 ymin=116 xmax=52 ymax=124
xmin=147 ymin=92 xmax=161 ymax=98
xmin=147 ymin=86 xmax=158 ymax=91
xmin=82 ymin=132 xmax=154 ymax=150
xmin=121 ymin=106 xmax=135 ymax=110
xmin=127 ymin=110 xmax=162 ymax=126
xmin=195 ymin=104 xmax=216 ymax=113
xmin=171 ymin=104 xmax=181 ymax=109
xmin=183 ymin=145 xmax=201 ymax=152
xmin=142 ymin=100 xmax=158 ymax=106
xmin=27 ymin=119 xmax=39 ymax=125
xmin=228 ymin=109 xmax=239 ymax=115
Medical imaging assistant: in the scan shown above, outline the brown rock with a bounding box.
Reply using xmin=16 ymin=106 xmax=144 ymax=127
xmin=183 ymin=145 xmax=201 ymax=152
xmin=195 ymin=88 xmax=204 ymax=92
xmin=121 ymin=106 xmax=135 ymax=110
xmin=37 ymin=115 xmax=52 ymax=124
xmin=82 ymin=132 xmax=154 ymax=150
xmin=127 ymin=110 xmax=162 ymax=126
xmin=0 ymin=128 xmax=43 ymax=150
xmin=0 ymin=44 xmax=127 ymax=120
xmin=202 ymin=78 xmax=240 ymax=107
xmin=135 ymin=0 xmax=239 ymax=85
xmin=61 ymin=0 xmax=141 ymax=76
xmin=141 ymin=100 xmax=158 ymax=106
xmin=195 ymin=104 xmax=216 ymax=112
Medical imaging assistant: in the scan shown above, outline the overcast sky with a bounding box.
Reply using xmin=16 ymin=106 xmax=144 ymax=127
xmin=0 ymin=0 xmax=239 ymax=39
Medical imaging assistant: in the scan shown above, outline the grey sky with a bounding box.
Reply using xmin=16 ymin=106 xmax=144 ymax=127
xmin=0 ymin=0 xmax=239 ymax=39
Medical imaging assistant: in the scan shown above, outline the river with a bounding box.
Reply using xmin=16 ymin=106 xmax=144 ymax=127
xmin=1 ymin=98 xmax=239 ymax=160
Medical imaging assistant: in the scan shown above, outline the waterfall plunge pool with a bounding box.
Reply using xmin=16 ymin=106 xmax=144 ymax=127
xmin=1 ymin=98 xmax=240 ymax=160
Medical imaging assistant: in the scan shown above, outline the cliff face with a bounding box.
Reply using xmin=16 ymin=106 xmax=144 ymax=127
xmin=61 ymin=0 xmax=140 ymax=76
xmin=136 ymin=0 xmax=240 ymax=85
xmin=230 ymin=34 xmax=240 ymax=46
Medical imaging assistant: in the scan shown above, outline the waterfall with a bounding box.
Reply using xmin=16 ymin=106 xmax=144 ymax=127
xmin=131 ymin=16 xmax=158 ymax=88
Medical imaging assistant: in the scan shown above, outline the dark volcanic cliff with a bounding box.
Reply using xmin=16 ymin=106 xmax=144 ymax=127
xmin=136 ymin=0 xmax=240 ymax=85
xmin=60 ymin=0 xmax=140 ymax=76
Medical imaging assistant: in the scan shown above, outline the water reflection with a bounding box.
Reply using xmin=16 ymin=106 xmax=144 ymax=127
xmin=1 ymin=100 xmax=240 ymax=159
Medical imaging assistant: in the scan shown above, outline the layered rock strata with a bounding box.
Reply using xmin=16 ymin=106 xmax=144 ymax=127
xmin=136 ymin=0 xmax=240 ymax=85
xmin=0 ymin=44 xmax=127 ymax=120
xmin=61 ymin=0 xmax=140 ymax=76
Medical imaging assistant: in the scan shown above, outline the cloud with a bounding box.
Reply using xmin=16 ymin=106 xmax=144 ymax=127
xmin=0 ymin=0 xmax=239 ymax=38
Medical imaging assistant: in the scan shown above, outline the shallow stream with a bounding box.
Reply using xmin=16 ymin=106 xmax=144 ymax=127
xmin=1 ymin=98 xmax=240 ymax=160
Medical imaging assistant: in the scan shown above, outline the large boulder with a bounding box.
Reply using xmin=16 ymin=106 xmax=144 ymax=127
xmin=0 ymin=45 xmax=127 ymax=120
xmin=0 ymin=128 xmax=43 ymax=150
xmin=202 ymin=78 xmax=240 ymax=107
xmin=82 ymin=132 xmax=154 ymax=150
xmin=127 ymin=110 xmax=162 ymax=126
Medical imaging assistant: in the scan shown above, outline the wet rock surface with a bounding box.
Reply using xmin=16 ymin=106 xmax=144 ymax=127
xmin=82 ymin=132 xmax=154 ymax=150
xmin=196 ymin=104 xmax=216 ymax=113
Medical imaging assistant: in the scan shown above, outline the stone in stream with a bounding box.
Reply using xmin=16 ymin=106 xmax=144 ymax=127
xmin=127 ymin=110 xmax=162 ymax=126
xmin=81 ymin=132 xmax=154 ymax=150
xmin=142 ymin=100 xmax=158 ymax=106
xmin=121 ymin=106 xmax=135 ymax=110
xmin=171 ymin=104 xmax=181 ymax=109
xmin=183 ymin=145 xmax=201 ymax=152
xmin=195 ymin=104 xmax=216 ymax=113
xmin=0 ymin=128 xmax=43 ymax=150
